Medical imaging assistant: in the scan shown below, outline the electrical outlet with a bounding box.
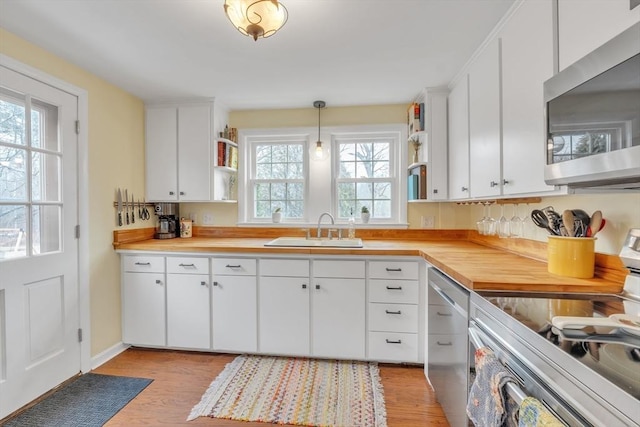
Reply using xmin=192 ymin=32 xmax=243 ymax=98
xmin=421 ymin=215 xmax=435 ymax=229
xmin=202 ymin=213 xmax=214 ymax=225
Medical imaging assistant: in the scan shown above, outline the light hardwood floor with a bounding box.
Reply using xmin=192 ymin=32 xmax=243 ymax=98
xmin=92 ymin=348 xmax=450 ymax=426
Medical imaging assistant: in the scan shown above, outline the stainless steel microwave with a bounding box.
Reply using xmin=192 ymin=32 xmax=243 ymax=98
xmin=544 ymin=22 xmax=640 ymax=190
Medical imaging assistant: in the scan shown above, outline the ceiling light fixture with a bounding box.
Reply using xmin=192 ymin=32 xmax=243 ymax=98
xmin=313 ymin=100 xmax=329 ymax=161
xmin=224 ymin=0 xmax=288 ymax=41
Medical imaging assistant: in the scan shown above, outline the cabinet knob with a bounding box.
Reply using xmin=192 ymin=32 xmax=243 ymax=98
xmin=433 ymin=189 xmax=438 ymax=194
xmin=502 ymin=179 xmax=510 ymax=185
xmin=490 ymin=181 xmax=499 ymax=188
xmin=302 ymin=284 xmax=307 ymax=289
xmin=155 ymin=279 xmax=162 ymax=285
xmin=213 ymin=281 xmax=219 ymax=286
xmin=169 ymin=191 xmax=175 ymax=195
xmin=315 ymin=284 xmax=320 ymax=290
xmin=461 ymin=186 xmax=468 ymax=192
xmin=201 ymin=281 xmax=207 ymax=286
xmin=180 ymin=191 xmax=185 ymax=195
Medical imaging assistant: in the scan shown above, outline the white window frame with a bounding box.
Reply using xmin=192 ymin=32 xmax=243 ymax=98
xmin=237 ymin=124 xmax=407 ymax=227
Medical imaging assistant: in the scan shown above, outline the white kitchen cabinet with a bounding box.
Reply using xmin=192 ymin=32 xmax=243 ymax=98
xmin=447 ymin=75 xmax=470 ymax=200
xmin=558 ymin=0 xmax=640 ymax=71
xmin=212 ymin=257 xmax=257 ymax=352
xmin=469 ymin=38 xmax=502 ymax=199
xmin=166 ymin=273 xmax=210 ymax=349
xmin=311 ymin=260 xmax=366 ymax=359
xmin=146 ymin=101 xmax=228 ymax=202
xmin=122 ymin=255 xmax=166 ymax=347
xmin=258 ymin=259 xmax=310 ymax=356
xmin=500 ymin=0 xmax=556 ymax=195
xmin=416 ymin=88 xmax=449 ymax=200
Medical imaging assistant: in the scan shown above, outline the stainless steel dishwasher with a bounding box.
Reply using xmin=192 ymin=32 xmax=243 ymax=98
xmin=427 ymin=267 xmax=470 ymax=427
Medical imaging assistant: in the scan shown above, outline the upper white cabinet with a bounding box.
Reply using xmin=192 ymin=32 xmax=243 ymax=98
xmin=468 ymin=38 xmax=502 ymax=199
xmin=448 ymin=76 xmax=470 ymax=200
xmin=500 ymin=0 xmax=556 ymax=195
xmin=424 ymin=89 xmax=449 ymax=200
xmin=145 ymin=100 xmax=230 ymax=202
xmin=558 ymin=0 xmax=640 ymax=71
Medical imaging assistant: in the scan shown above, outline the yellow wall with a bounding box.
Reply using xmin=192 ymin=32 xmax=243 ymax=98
xmin=1 ymin=29 xmax=145 ymax=356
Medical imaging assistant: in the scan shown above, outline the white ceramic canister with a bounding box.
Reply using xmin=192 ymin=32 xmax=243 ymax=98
xmin=180 ymin=218 xmax=192 ymax=238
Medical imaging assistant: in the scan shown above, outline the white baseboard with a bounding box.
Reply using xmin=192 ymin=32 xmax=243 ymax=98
xmin=90 ymin=342 xmax=130 ymax=370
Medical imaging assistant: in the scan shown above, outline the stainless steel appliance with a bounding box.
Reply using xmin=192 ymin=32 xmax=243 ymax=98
xmin=544 ymin=22 xmax=640 ymax=190
xmin=470 ymin=230 xmax=640 ymax=426
xmin=154 ymin=203 xmax=180 ymax=239
xmin=427 ymin=268 xmax=470 ymax=427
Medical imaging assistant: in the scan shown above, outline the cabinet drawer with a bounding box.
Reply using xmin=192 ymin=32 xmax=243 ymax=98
xmin=167 ymin=257 xmax=209 ymax=274
xmin=313 ymin=260 xmax=365 ymax=278
xmin=368 ymin=303 xmax=418 ymax=333
xmin=212 ymin=258 xmax=257 ymax=276
xmin=428 ymin=333 xmax=468 ymax=365
xmin=123 ymin=255 xmax=165 ymax=273
xmin=368 ymin=332 xmax=418 ymax=362
xmin=428 ymin=305 xmax=467 ymax=334
xmin=369 ymin=279 xmax=418 ymax=304
xmin=261 ymin=259 xmax=309 ymax=277
xmin=369 ymin=261 xmax=418 ymax=280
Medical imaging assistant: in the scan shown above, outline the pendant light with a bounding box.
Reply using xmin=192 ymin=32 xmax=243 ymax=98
xmin=313 ymin=100 xmax=329 ymax=161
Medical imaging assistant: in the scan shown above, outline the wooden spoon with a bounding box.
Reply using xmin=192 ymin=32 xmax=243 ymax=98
xmin=590 ymin=210 xmax=603 ymax=237
xmin=562 ymin=210 xmax=575 ymax=237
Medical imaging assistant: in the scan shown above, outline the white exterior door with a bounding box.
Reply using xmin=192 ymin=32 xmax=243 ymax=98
xmin=0 ymin=65 xmax=80 ymax=419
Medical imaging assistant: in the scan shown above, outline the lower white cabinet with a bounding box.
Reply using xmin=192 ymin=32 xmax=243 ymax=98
xmin=167 ymin=273 xmax=210 ymax=349
xmin=123 ymin=272 xmax=166 ymax=346
xmin=259 ymin=276 xmax=310 ymax=355
xmin=212 ymin=275 xmax=257 ymax=352
xmin=312 ymin=278 xmax=366 ymax=359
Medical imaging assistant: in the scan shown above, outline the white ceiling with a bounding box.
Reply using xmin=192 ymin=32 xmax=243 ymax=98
xmin=0 ymin=0 xmax=515 ymax=110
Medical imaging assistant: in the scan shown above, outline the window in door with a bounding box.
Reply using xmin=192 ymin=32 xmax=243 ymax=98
xmin=0 ymin=87 xmax=62 ymax=259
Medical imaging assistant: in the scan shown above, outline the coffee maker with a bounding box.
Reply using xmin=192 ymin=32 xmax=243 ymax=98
xmin=154 ymin=203 xmax=180 ymax=239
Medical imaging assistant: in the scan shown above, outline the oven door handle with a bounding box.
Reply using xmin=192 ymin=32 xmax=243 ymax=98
xmin=469 ymin=321 xmax=529 ymax=406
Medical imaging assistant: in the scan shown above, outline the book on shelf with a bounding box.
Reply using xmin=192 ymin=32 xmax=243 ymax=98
xmin=229 ymin=146 xmax=238 ymax=169
xmin=408 ymin=102 xmax=422 ymax=134
xmin=217 ymin=140 xmax=226 ymax=167
xmin=408 ymin=163 xmax=427 ymax=199
xmin=408 ymin=174 xmax=419 ymax=200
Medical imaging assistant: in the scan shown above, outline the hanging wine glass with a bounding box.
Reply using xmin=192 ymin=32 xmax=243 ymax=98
xmin=477 ymin=203 xmax=487 ymax=235
xmin=520 ymin=203 xmax=532 ymax=238
xmin=482 ymin=202 xmax=496 ymax=236
xmin=498 ymin=204 xmax=510 ymax=238
xmin=510 ymin=203 xmax=522 ymax=238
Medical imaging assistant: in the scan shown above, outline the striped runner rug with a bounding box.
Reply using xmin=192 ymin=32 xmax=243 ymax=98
xmin=187 ymin=354 xmax=387 ymax=427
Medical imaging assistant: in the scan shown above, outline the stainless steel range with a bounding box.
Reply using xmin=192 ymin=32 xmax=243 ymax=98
xmin=469 ymin=229 xmax=640 ymax=426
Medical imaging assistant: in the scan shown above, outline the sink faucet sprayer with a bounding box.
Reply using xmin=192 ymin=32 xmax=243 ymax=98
xmin=316 ymin=212 xmax=335 ymax=238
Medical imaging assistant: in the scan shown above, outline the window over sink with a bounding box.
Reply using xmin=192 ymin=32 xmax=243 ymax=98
xmin=237 ymin=125 xmax=407 ymax=226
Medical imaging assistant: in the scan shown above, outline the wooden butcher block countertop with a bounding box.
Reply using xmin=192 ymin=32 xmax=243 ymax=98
xmin=114 ymin=228 xmax=627 ymax=295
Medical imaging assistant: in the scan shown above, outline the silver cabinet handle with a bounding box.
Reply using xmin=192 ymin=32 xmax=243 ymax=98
xmin=436 ymin=311 xmax=452 ymax=317
xmin=490 ymin=181 xmax=499 ymax=187
xmin=225 ymin=264 xmax=241 ymax=268
xmin=385 ymin=310 xmax=402 ymax=315
xmin=386 ymin=285 xmax=402 ymax=290
xmin=385 ymin=339 xmax=402 ymax=344
xmin=302 ymin=284 xmax=307 ymax=289
xmin=179 ymin=263 xmax=195 ymax=267
xmin=155 ymin=279 xmax=162 ymax=285
xmin=169 ymin=191 xmax=175 ymax=195
xmin=134 ymin=262 xmax=151 ymax=265
xmin=180 ymin=191 xmax=185 ymax=195
xmin=437 ymin=341 xmax=453 ymax=346
xmin=315 ymin=284 xmax=320 ymax=290
xmin=200 ymin=281 xmax=207 ymax=286
xmin=213 ymin=281 xmax=219 ymax=287
xmin=385 ymin=267 xmax=402 ymax=272
xmin=461 ymin=186 xmax=468 ymax=192
xmin=502 ymin=179 xmax=510 ymax=185
xmin=433 ymin=188 xmax=438 ymax=194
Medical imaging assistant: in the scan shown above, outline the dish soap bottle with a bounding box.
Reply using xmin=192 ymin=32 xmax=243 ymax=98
xmin=348 ymin=209 xmax=356 ymax=239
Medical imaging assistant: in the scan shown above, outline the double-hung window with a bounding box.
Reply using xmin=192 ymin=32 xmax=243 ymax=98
xmin=248 ymin=135 xmax=307 ymax=221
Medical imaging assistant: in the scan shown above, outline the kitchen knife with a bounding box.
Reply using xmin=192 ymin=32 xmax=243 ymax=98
xmin=124 ymin=189 xmax=129 ymax=224
xmin=131 ymin=193 xmax=135 ymax=224
xmin=117 ymin=188 xmax=123 ymax=226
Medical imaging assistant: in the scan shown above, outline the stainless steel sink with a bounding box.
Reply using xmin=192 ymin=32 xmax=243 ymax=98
xmin=264 ymin=237 xmax=363 ymax=248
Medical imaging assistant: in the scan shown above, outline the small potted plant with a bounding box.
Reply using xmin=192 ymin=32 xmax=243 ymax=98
xmin=272 ymin=207 xmax=282 ymax=223
xmin=360 ymin=206 xmax=370 ymax=224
